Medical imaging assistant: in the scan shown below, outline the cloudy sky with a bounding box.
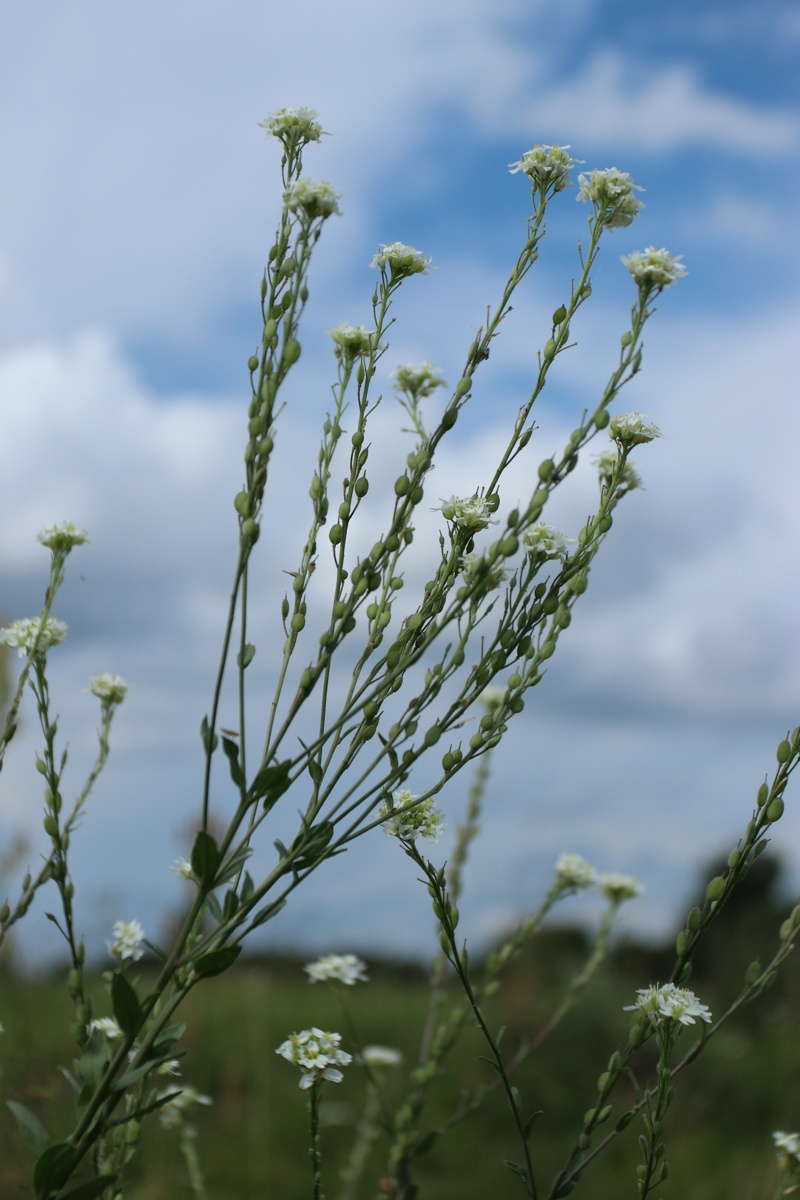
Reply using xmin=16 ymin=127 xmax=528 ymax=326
xmin=2 ymin=0 xmax=799 ymax=969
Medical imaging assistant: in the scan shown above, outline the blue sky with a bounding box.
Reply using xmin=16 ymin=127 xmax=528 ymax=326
xmin=1 ymin=0 xmax=799 ymax=968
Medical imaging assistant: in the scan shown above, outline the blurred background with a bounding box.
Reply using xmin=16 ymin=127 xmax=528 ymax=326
xmin=1 ymin=0 xmax=799 ymax=969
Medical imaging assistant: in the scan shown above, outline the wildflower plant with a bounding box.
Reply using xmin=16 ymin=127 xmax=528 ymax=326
xmin=1 ymin=107 xmax=798 ymax=1200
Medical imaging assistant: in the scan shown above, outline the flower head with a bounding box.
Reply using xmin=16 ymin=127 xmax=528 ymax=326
xmin=37 ymin=522 xmax=89 ymax=553
xmin=305 ymin=953 xmax=369 ymax=986
xmin=284 ymin=177 xmax=341 ymax=220
xmin=439 ymin=494 xmax=497 ymax=534
xmin=509 ymin=144 xmax=580 ymax=193
xmin=88 ymin=674 xmax=129 ymax=706
xmin=621 ymin=246 xmax=687 ymax=291
xmin=773 ymin=1131 xmax=800 ymax=1169
xmin=259 ymin=107 xmax=325 ymax=147
xmin=599 ymin=872 xmax=643 ymax=903
xmin=107 ymin=919 xmax=146 ymax=963
xmin=0 ymin=617 xmax=67 ymax=658
xmin=609 ymin=412 xmax=661 ymax=446
xmin=360 ymin=1044 xmax=403 ymax=1068
xmin=370 ymin=242 xmax=431 ymax=281
xmin=594 ymin=449 xmax=642 ymax=493
xmin=276 ymin=1027 xmax=352 ymax=1089
xmin=625 ymin=982 xmax=712 ymax=1028
xmin=577 ymin=168 xmax=644 ymax=228
xmin=329 ymin=323 xmax=374 ymax=362
xmin=379 ymin=789 xmax=446 ymax=844
xmin=88 ymin=1017 xmax=123 ymax=1040
xmin=522 ymin=522 xmax=572 ymax=563
xmin=555 ymin=853 xmax=597 ymax=893
xmin=170 ymin=858 xmax=194 ymax=881
xmin=391 ymin=362 xmax=446 ymax=401
xmin=156 ymin=1085 xmax=212 ymax=1128
xmin=461 ymin=552 xmax=506 ymax=593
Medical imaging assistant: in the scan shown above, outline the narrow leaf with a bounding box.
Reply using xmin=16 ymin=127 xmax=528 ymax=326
xmin=216 ymin=845 xmax=253 ymax=887
xmin=221 ymin=736 xmax=244 ymax=787
xmin=199 ymin=715 xmax=218 ymax=754
xmin=249 ymin=759 xmax=292 ymax=808
xmin=503 ymin=1160 xmax=530 ymax=1186
xmin=34 ymin=1142 xmax=76 ymax=1199
xmin=250 ymin=898 xmax=286 ymax=929
xmin=308 ymin=759 xmax=323 ymax=786
xmin=190 ymin=830 xmax=221 ymax=885
xmin=237 ymin=642 xmax=256 ymax=669
xmin=111 ymin=972 xmax=142 ymax=1038
xmin=60 ymin=1175 xmax=118 ymax=1200
xmin=6 ymin=1100 xmax=51 ymax=1159
xmin=194 ymin=945 xmax=242 ymax=979
xmin=77 ymin=1029 xmax=109 ymax=1087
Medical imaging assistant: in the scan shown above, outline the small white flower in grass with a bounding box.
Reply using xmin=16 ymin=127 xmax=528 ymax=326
xmin=555 ymin=853 xmax=597 ymax=892
xmin=599 ymin=872 xmax=643 ymax=903
xmin=773 ymin=1131 xmax=800 ymax=1168
xmin=170 ymin=858 xmax=194 ymax=881
xmin=37 ymin=522 xmax=89 ymax=552
xmin=522 ymin=522 xmax=572 ymax=563
xmin=259 ymin=107 xmax=325 ymax=145
xmin=88 ymin=1017 xmax=123 ymax=1040
xmin=360 ymin=1045 xmax=403 ymax=1068
xmin=609 ymin=412 xmax=661 ymax=446
xmin=380 ymin=789 xmax=446 ymax=845
xmin=577 ymin=168 xmax=644 ymax=228
xmin=329 ymin=323 xmax=374 ymax=361
xmin=276 ymin=1027 xmax=352 ymax=1089
xmin=284 ymin=178 xmax=341 ymax=220
xmin=108 ymin=918 xmax=146 ymax=963
xmin=305 ymin=953 xmax=368 ymax=986
xmin=157 ymin=1085 xmax=212 ymax=1128
xmin=625 ymin=982 xmax=712 ymax=1028
xmin=370 ymin=242 xmax=431 ymax=280
xmin=0 ymin=617 xmax=67 ymax=657
xmin=621 ymin=246 xmax=686 ymax=290
xmin=594 ymin=449 xmax=642 ymax=493
xmin=391 ymin=362 xmax=446 ymax=400
xmin=439 ymin=494 xmax=497 ymax=534
xmin=509 ymin=144 xmax=580 ymax=192
xmin=88 ymin=674 xmax=129 ymax=705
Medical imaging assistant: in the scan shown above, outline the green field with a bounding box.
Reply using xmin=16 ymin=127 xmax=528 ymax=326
xmin=2 ymin=864 xmax=798 ymax=1199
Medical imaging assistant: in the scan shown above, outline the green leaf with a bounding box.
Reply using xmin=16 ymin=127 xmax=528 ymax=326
xmin=415 ymin=1130 xmax=440 ymax=1157
xmin=249 ymin=759 xmax=292 ymax=809
xmin=142 ymin=938 xmax=167 ymax=963
xmin=200 ymin=715 xmax=218 ymax=754
xmin=378 ymin=732 xmax=399 ymax=773
xmin=223 ymin=888 xmax=239 ymax=919
xmin=111 ymin=972 xmax=142 ymax=1038
xmin=290 ymin=820 xmax=334 ymax=870
xmin=308 ymin=759 xmax=323 ymax=786
xmin=216 ymin=845 xmax=252 ymax=887
xmin=77 ymin=1029 xmax=109 ymax=1087
xmin=241 ymin=871 xmax=254 ymax=903
xmin=249 ymin=898 xmax=286 ymax=929
xmin=191 ymin=830 xmax=221 ymax=885
xmin=6 ymin=1100 xmax=51 ymax=1159
xmin=503 ymin=1159 xmax=530 ymax=1187
xmin=151 ymin=1021 xmax=186 ymax=1056
xmin=60 ymin=1175 xmax=118 ymax=1200
xmin=194 ymin=945 xmax=242 ymax=979
xmin=206 ymin=891 xmax=223 ymax=922
xmin=523 ymin=1110 xmax=543 ymax=1142
xmin=34 ymin=1141 xmax=76 ymax=1199
xmin=111 ymin=1050 xmax=183 ymax=1092
xmin=221 ymin=736 xmax=244 ymax=787
xmin=238 ymin=642 xmax=256 ymax=669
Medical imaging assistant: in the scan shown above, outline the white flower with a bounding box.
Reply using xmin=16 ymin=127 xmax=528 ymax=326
xmin=479 ymin=685 xmax=506 ymax=711
xmin=439 ymin=494 xmax=497 ymax=534
xmin=577 ymin=168 xmax=645 ymax=228
xmin=555 ymin=853 xmax=597 ymax=892
xmin=609 ymin=412 xmax=661 ymax=446
xmin=259 ymin=107 xmax=325 ymax=145
xmin=370 ymin=242 xmax=431 ymax=278
xmin=88 ymin=1017 xmax=124 ymax=1040
xmin=284 ymin=177 xmax=341 ymax=219
xmin=305 ymin=954 xmax=369 ymax=986
xmin=594 ymin=449 xmax=642 ymax=492
xmin=0 ymin=617 xmax=67 ymax=657
xmin=276 ymin=1027 xmax=352 ymax=1089
xmin=509 ymin=144 xmax=580 ymax=192
xmin=88 ymin=674 xmax=129 ymax=705
xmin=36 ymin=522 xmax=89 ymax=552
xmin=157 ymin=1085 xmax=212 ymax=1128
xmin=599 ymin=872 xmax=643 ymax=903
xmin=158 ymin=1059 xmax=182 ymax=1076
xmin=360 ymin=1045 xmax=403 ymax=1068
xmin=391 ymin=362 xmax=446 ymax=400
xmin=621 ymin=246 xmax=687 ymax=290
xmin=461 ymin=552 xmax=506 ymax=592
xmin=329 ymin=323 xmax=374 ymax=360
xmin=773 ymin=1131 xmax=800 ymax=1167
xmin=625 ymin=983 xmax=712 ymax=1027
xmin=379 ymin=789 xmax=446 ymax=844
xmin=108 ymin=919 xmax=146 ymax=963
xmin=522 ymin=522 xmax=572 ymax=563
xmin=170 ymin=858 xmax=194 ymax=881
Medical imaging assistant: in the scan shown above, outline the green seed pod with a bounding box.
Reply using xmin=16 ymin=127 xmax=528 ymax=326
xmin=442 ymin=752 xmax=454 ymax=772
xmin=284 ymin=339 xmax=301 ymax=365
xmin=777 ymin=739 xmax=791 ymax=763
xmin=552 ymin=304 xmax=567 ymax=325
xmin=329 ymin=524 xmax=343 ymax=545
xmin=620 ymin=331 xmax=633 ymax=347
xmin=0 ymin=902 xmax=9 ymax=924
xmin=583 ymin=1107 xmax=597 ymax=1127
xmin=394 ymin=475 xmax=410 ymax=497
xmin=675 ymin=929 xmax=690 ymax=956
xmin=509 ymin=696 xmax=524 ymax=714
xmin=43 ymin=814 xmax=58 ymax=838
xmin=608 ymin=1051 xmax=621 ymax=1072
xmin=593 ymin=408 xmax=610 ymax=429
xmin=338 ymin=502 xmax=351 ymax=522
xmin=687 ymin=905 xmax=701 ymax=929
xmin=543 ymin=594 xmax=559 ymax=615
xmin=242 ymin=518 xmax=260 ymax=544
xmin=705 ymin=875 xmax=725 ymax=902
xmin=234 ymin=491 xmax=251 ymax=517
xmin=410 ymin=485 xmax=424 ymax=504
xmin=441 ymin=406 xmax=458 ymax=430
xmin=538 ymin=458 xmax=555 ymax=482
xmin=757 ymin=782 xmax=769 ymax=807
xmin=343 ymin=615 xmax=357 ymax=634
xmin=354 ymin=477 xmax=369 ymax=498
xmin=766 ymin=798 xmax=785 ymax=823
xmin=543 ymin=338 xmax=557 ymax=361
xmin=501 ymin=535 xmax=518 ymax=557
xmin=290 ymin=613 xmax=306 ymax=633
xmin=745 ymin=959 xmax=761 ymax=985
xmin=247 ymin=355 xmax=260 ymax=372
xmin=469 ymin=731 xmax=483 ymax=751
xmin=300 ymin=285 xmax=309 ymax=303
xmin=629 ymin=1020 xmax=645 ymax=1048
xmin=455 ymin=375 xmax=473 ymax=397
xmin=538 ymin=640 xmax=556 ymax=660
xmin=280 ymin=257 xmax=297 ymax=278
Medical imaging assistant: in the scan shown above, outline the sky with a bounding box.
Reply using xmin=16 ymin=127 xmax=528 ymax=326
xmin=1 ymin=0 xmax=799 ymax=971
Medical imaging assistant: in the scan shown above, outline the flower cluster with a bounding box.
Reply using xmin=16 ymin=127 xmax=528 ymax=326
xmin=259 ymin=107 xmax=325 ymax=147
xmin=599 ymin=872 xmax=644 ymax=902
xmin=88 ymin=1017 xmax=124 ymax=1040
xmin=304 ymin=953 xmax=368 ymax=986
xmin=522 ymin=521 xmax=572 ymax=563
xmin=621 ymin=246 xmax=687 ymax=291
xmin=276 ymin=1027 xmax=352 ymax=1089
xmin=391 ymin=361 xmax=446 ymax=401
xmin=609 ymin=412 xmax=661 ymax=446
xmin=107 ymin=919 xmax=146 ymax=963
xmin=555 ymin=853 xmax=597 ymax=893
xmin=774 ymin=1130 xmax=800 ymax=1169
xmin=509 ymin=144 xmax=579 ymax=193
xmin=329 ymin=322 xmax=374 ymax=361
xmin=380 ymin=789 xmax=446 ymax=844
xmin=0 ymin=616 xmax=67 ymax=658
xmin=461 ymin=551 xmax=506 ymax=593
xmin=360 ymin=1045 xmax=403 ymax=1068
xmin=284 ymin=177 xmax=341 ymax=220
xmin=370 ymin=242 xmax=431 ymax=281
xmin=439 ymin=494 xmax=497 ymax=534
xmin=577 ymin=167 xmax=644 ymax=228
xmin=36 ymin=522 xmax=89 ymax=552
xmin=594 ymin=448 xmax=642 ymax=493
xmin=170 ymin=858 xmax=194 ymax=880
xmin=156 ymin=1085 xmax=213 ymax=1128
xmin=625 ymin=983 xmax=712 ymax=1028
xmin=88 ymin=674 xmax=129 ymax=705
